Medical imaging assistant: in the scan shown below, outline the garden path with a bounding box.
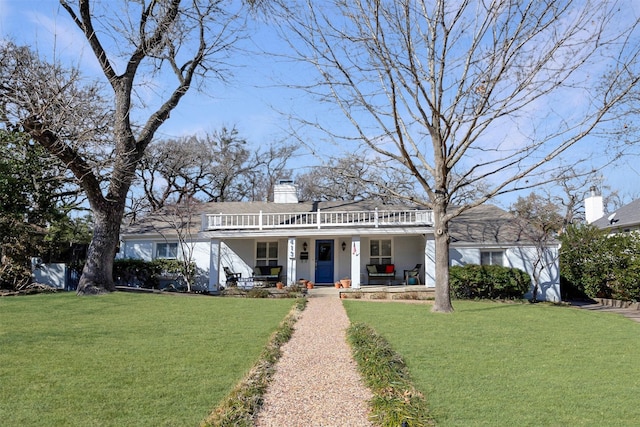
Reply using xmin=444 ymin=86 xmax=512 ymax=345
xmin=573 ymin=300 xmax=640 ymax=322
xmin=254 ymin=288 xmax=374 ymax=427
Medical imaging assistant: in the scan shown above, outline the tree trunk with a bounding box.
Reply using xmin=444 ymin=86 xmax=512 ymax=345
xmin=432 ymin=202 xmax=454 ymax=313
xmin=531 ymin=258 xmax=542 ymax=303
xmin=76 ymin=204 xmax=123 ymax=295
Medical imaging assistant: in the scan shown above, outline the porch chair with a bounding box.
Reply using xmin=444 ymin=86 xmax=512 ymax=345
xmin=223 ymin=266 xmax=241 ymax=287
xmin=404 ymin=264 xmax=422 ymax=286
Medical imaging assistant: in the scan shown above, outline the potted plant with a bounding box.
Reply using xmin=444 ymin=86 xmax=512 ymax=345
xmin=340 ymin=277 xmax=351 ymax=288
xmin=276 ymin=282 xmax=284 ymax=289
xmin=306 ymin=281 xmax=314 ymax=289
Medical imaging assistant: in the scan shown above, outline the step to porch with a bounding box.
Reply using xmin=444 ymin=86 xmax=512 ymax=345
xmin=335 ymin=285 xmax=435 ymax=301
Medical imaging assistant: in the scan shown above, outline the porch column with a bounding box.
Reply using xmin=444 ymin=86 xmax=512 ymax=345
xmin=350 ymin=236 xmax=361 ymax=289
xmin=209 ymin=239 xmax=221 ymax=292
xmin=287 ymin=237 xmax=297 ymax=286
xmin=425 ymin=236 xmax=435 ymax=287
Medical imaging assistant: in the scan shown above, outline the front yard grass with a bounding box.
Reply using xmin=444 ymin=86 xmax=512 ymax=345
xmin=344 ymin=300 xmax=640 ymax=426
xmin=0 ymin=292 xmax=295 ymax=426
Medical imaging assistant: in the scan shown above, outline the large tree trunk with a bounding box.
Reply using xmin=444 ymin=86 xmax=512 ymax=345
xmin=432 ymin=202 xmax=454 ymax=313
xmin=76 ymin=203 xmax=123 ymax=295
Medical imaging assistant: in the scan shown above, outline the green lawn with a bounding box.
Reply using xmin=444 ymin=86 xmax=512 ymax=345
xmin=0 ymin=292 xmax=295 ymax=426
xmin=344 ymin=300 xmax=640 ymax=426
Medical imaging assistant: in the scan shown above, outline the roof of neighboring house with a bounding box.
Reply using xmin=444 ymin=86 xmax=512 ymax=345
xmin=121 ymin=200 xmax=552 ymax=246
xmin=591 ymin=199 xmax=640 ymax=230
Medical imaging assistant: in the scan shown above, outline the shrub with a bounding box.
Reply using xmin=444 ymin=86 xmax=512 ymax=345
xmin=347 ymin=322 xmax=433 ymax=426
xmin=603 ymin=234 xmax=640 ymax=301
xmin=560 ymin=225 xmax=640 ymax=301
xmin=246 ymin=288 xmax=271 ymax=298
xmin=559 ymin=224 xmax=610 ymax=299
xmin=450 ymin=264 xmax=530 ymax=300
xmin=0 ymin=218 xmax=39 ymax=290
xmin=284 ymin=284 xmax=305 ymax=298
xmin=113 ymin=258 xmax=192 ymax=289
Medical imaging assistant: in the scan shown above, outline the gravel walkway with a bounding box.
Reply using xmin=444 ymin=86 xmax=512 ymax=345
xmin=254 ymin=293 xmax=374 ymax=427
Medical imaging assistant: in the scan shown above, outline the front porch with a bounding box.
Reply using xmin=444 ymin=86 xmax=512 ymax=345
xmin=207 ymin=234 xmax=434 ymax=292
xmin=198 ymin=203 xmax=435 ymax=293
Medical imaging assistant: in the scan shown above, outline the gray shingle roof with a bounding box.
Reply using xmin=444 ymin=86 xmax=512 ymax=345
xmin=121 ymin=200 xmax=426 ymax=236
xmin=121 ymin=200 xmax=550 ymax=246
xmin=450 ymin=204 xmax=532 ymax=244
xmin=591 ymin=199 xmax=640 ymax=230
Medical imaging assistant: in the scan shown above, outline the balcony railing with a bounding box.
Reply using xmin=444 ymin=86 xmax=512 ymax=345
xmin=202 ymin=208 xmax=433 ymax=231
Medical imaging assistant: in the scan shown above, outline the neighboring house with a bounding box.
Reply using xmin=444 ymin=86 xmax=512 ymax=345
xmin=587 ymin=190 xmax=640 ymax=233
xmin=118 ymin=183 xmax=560 ymax=301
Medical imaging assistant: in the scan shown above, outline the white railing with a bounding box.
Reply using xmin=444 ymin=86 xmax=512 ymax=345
xmin=203 ymin=208 xmax=433 ymax=231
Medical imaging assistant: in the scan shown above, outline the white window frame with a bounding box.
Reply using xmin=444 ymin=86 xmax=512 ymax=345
xmin=369 ymin=238 xmax=392 ymax=265
xmin=480 ymin=250 xmax=504 ymax=266
xmin=256 ymin=241 xmax=278 ymax=266
xmin=156 ymin=242 xmax=178 ymax=259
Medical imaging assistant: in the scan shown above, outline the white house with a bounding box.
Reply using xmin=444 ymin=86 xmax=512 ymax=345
xmin=118 ymin=183 xmax=560 ymax=301
xmin=586 ymin=188 xmax=640 ymax=233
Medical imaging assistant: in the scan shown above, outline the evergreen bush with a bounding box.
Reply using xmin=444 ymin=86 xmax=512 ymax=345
xmin=450 ymin=264 xmax=530 ymax=300
xmin=113 ymin=258 xmax=190 ymax=289
xmin=560 ymin=224 xmax=640 ymax=301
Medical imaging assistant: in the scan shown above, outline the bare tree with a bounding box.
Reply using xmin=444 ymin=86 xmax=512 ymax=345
xmin=529 ymin=167 xmax=604 ymax=227
xmin=129 ymin=127 xmax=298 ymax=220
xmin=134 ymin=129 xmax=250 ymax=214
xmin=276 ymin=0 xmax=640 ymax=312
xmin=510 ymin=193 xmax=564 ymax=301
xmin=241 ymin=141 xmax=298 ymax=201
xmin=534 ymin=167 xmax=634 ymax=227
xmin=295 ymin=153 xmax=420 ymax=202
xmin=154 ymin=198 xmax=201 ymax=293
xmin=1 ymin=1 xmax=259 ymax=294
xmin=195 ymin=130 xmax=298 ymax=202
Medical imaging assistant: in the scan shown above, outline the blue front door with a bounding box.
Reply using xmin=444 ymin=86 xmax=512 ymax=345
xmin=315 ymin=240 xmax=334 ymax=283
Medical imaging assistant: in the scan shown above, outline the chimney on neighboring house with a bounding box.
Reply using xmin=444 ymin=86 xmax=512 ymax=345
xmin=584 ymin=186 xmax=604 ymax=224
xmin=273 ymin=179 xmax=299 ymax=204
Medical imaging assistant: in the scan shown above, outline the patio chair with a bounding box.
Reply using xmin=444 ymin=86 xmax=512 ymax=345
xmin=223 ymin=266 xmax=241 ymax=286
xmin=404 ymin=264 xmax=422 ymax=286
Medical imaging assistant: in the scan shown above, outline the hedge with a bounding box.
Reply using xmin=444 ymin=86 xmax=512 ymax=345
xmin=560 ymin=224 xmax=640 ymax=301
xmin=450 ymin=264 xmax=531 ymax=300
xmin=113 ymin=258 xmax=193 ymax=289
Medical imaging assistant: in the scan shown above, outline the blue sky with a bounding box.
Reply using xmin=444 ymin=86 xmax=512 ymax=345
xmin=2 ymin=0 xmax=640 ymax=207
xmin=0 ymin=0 xmax=301 ymax=144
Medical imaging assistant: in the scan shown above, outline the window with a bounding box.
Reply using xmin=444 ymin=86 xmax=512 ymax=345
xmin=370 ymin=239 xmax=392 ymax=264
xmin=481 ymin=250 xmax=504 ymax=266
xmin=256 ymin=242 xmax=278 ymax=266
xmin=156 ymin=242 xmax=178 ymax=259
